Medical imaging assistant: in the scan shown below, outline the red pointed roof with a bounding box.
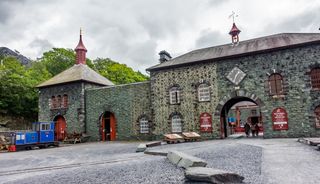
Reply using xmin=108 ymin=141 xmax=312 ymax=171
xmin=75 ymin=35 xmax=87 ymax=51
xmin=229 ymin=23 xmax=241 ymax=36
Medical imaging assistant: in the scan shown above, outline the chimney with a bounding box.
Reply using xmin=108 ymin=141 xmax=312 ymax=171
xmin=159 ymin=50 xmax=172 ymax=63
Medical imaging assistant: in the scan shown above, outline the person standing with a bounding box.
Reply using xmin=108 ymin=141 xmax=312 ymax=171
xmin=244 ymin=122 xmax=251 ymax=137
xmin=251 ymin=123 xmax=257 ymax=137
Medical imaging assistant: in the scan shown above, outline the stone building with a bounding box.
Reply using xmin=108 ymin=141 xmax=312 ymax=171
xmin=38 ymin=24 xmax=320 ymax=141
xmin=37 ymin=33 xmax=114 ymax=141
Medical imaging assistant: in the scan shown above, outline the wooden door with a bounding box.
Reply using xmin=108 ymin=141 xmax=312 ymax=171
xmin=55 ymin=116 xmax=66 ymax=141
xmin=101 ymin=112 xmax=116 ymax=141
xmin=110 ymin=113 xmax=116 ymax=141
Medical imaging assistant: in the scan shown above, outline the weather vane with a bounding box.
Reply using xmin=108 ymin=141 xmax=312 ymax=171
xmin=80 ymin=27 xmax=83 ymax=35
xmin=229 ymin=11 xmax=238 ymax=23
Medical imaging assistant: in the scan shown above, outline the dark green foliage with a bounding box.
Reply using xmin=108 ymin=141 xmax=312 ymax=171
xmin=0 ymin=57 xmax=49 ymax=119
xmin=93 ymin=58 xmax=149 ymax=84
xmin=0 ymin=48 xmax=149 ymax=119
xmin=38 ymin=48 xmax=93 ymax=76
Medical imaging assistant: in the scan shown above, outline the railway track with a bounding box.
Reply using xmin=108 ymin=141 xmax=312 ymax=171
xmin=0 ymin=154 xmax=148 ymax=177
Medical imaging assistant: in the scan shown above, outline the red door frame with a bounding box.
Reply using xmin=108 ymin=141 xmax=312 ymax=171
xmin=101 ymin=112 xmax=116 ymax=141
xmin=54 ymin=116 xmax=67 ymax=141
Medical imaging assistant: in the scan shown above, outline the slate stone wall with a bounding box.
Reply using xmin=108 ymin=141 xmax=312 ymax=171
xmin=85 ymin=82 xmax=152 ymax=141
xmin=150 ymin=63 xmax=219 ymax=139
xmin=214 ymin=43 xmax=320 ymax=138
xmin=38 ymin=82 xmax=102 ymax=134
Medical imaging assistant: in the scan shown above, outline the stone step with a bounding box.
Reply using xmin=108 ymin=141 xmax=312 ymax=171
xmin=144 ymin=150 xmax=168 ymax=156
xmin=167 ymin=151 xmax=207 ymax=169
xmin=136 ymin=144 xmax=147 ymax=152
xmin=185 ymin=167 xmax=244 ymax=184
xmin=146 ymin=141 xmax=162 ymax=147
xmin=298 ymin=138 xmax=320 ymax=146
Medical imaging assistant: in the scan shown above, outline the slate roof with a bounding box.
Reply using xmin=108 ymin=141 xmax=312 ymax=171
xmin=147 ymin=33 xmax=320 ymax=71
xmin=37 ymin=64 xmax=114 ymax=88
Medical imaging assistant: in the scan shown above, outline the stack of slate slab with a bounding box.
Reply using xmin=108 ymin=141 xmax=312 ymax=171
xmin=167 ymin=151 xmax=244 ymax=183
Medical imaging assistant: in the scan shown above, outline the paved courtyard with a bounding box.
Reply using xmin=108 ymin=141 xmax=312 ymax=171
xmin=0 ymin=138 xmax=319 ymax=184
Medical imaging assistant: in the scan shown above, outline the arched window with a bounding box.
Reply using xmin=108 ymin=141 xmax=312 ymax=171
xmin=310 ymin=68 xmax=320 ymax=89
xmin=139 ymin=117 xmax=149 ymax=133
xmin=172 ymin=115 xmax=182 ymax=133
xmin=315 ymin=106 xmax=320 ymax=128
xmin=57 ymin=95 xmax=62 ymax=108
xmin=62 ymin=94 xmax=68 ymax=108
xmin=198 ymin=84 xmax=210 ymax=102
xmin=169 ymin=87 xmax=180 ymax=104
xmin=268 ymin=73 xmax=283 ymax=95
xmin=51 ymin=96 xmax=56 ymax=109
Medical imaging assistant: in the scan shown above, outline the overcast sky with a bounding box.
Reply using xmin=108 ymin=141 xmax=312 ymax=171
xmin=1 ymin=0 xmax=320 ymax=73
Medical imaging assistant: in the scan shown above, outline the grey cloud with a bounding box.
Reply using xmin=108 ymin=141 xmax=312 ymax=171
xmin=264 ymin=6 xmax=320 ymax=33
xmin=195 ymin=29 xmax=229 ymax=48
xmin=127 ymin=39 xmax=157 ymax=66
xmin=0 ymin=0 xmax=26 ymax=23
xmin=29 ymin=38 xmax=54 ymax=57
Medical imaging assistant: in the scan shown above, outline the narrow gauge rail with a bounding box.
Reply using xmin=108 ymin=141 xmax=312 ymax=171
xmin=0 ymin=154 xmax=147 ymax=176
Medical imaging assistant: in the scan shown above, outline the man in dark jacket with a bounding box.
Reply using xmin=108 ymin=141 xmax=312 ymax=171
xmin=244 ymin=122 xmax=251 ymax=137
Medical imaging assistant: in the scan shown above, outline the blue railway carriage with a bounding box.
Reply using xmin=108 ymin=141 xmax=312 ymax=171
xmin=1 ymin=122 xmax=59 ymax=152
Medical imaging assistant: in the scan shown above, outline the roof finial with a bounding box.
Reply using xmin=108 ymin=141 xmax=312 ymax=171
xmin=75 ymin=28 xmax=87 ymax=65
xmin=228 ymin=11 xmax=238 ymax=23
xmin=228 ymin=11 xmax=241 ymax=45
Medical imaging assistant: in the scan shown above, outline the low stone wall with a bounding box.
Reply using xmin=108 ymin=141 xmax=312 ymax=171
xmin=85 ymin=82 xmax=152 ymax=141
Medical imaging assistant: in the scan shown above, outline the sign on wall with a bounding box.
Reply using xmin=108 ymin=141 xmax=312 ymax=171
xmin=272 ymin=107 xmax=288 ymax=130
xmin=200 ymin=112 xmax=212 ymax=132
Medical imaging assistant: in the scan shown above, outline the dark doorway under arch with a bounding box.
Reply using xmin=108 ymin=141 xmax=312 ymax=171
xmin=220 ymin=96 xmax=263 ymax=138
xmin=100 ymin=111 xmax=116 ymax=141
xmin=53 ymin=115 xmax=67 ymax=141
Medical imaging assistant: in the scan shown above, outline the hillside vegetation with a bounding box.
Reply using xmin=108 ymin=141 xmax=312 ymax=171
xmin=0 ymin=48 xmax=149 ymax=122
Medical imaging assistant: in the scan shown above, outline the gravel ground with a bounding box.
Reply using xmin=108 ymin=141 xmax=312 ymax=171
xmin=4 ymin=156 xmax=185 ymax=184
xmin=2 ymin=138 xmax=320 ymax=184
xmin=195 ymin=143 xmax=263 ymax=184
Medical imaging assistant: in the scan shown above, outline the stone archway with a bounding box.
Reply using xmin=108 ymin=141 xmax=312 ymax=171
xmin=214 ymin=89 xmax=266 ymax=138
xmin=100 ymin=111 xmax=116 ymax=141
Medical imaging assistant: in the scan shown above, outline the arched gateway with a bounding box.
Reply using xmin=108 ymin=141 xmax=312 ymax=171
xmin=100 ymin=111 xmax=116 ymax=141
xmin=214 ymin=90 xmax=266 ymax=138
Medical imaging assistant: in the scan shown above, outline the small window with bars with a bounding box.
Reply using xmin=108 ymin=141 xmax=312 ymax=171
xmin=169 ymin=87 xmax=180 ymax=104
xmin=268 ymin=73 xmax=284 ymax=95
xmin=139 ymin=117 xmax=149 ymax=134
xmin=172 ymin=115 xmax=182 ymax=133
xmin=311 ymin=68 xmax=320 ymax=89
xmin=198 ymin=84 xmax=210 ymax=102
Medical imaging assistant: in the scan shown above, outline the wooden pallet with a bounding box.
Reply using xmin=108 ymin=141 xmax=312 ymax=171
xmin=182 ymin=132 xmax=201 ymax=142
xmin=164 ymin=134 xmax=184 ymax=144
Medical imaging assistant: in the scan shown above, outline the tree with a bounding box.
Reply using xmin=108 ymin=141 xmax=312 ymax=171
xmin=93 ymin=58 xmax=149 ymax=84
xmin=0 ymin=57 xmax=34 ymax=118
xmin=38 ymin=48 xmax=93 ymax=76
